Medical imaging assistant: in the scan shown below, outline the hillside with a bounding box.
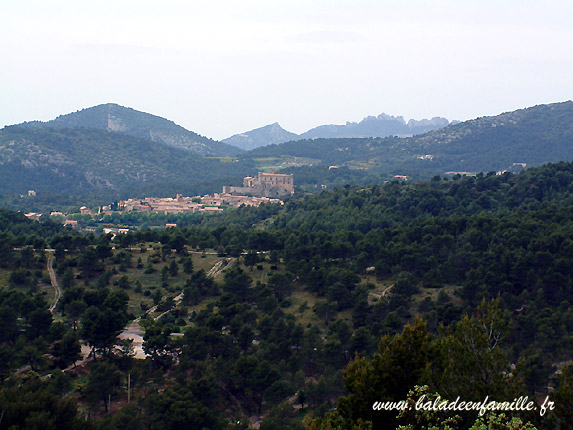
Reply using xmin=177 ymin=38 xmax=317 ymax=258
xmin=245 ymin=101 xmax=573 ymax=175
xmin=1 ymin=162 xmax=572 ymax=429
xmin=19 ymin=103 xmax=242 ymax=156
xmin=222 ymin=122 xmax=299 ymax=150
xmin=0 ymin=125 xmax=251 ymax=195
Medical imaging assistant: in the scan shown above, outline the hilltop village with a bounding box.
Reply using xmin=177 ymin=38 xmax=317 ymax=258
xmin=105 ymin=171 xmax=293 ymax=214
xmin=24 ymin=172 xmax=294 ymax=229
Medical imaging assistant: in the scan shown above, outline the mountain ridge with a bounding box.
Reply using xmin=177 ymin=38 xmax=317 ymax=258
xmin=222 ymin=122 xmax=298 ymax=151
xmin=18 ymin=103 xmax=242 ymax=157
xmin=0 ymin=125 xmax=250 ymax=195
xmin=223 ymin=112 xmax=453 ymax=150
xmin=2 ymin=100 xmax=572 ymax=197
xmin=243 ymin=101 xmax=573 ymax=175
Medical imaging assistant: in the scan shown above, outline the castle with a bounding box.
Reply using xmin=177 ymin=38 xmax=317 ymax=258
xmin=223 ymin=170 xmax=294 ymax=197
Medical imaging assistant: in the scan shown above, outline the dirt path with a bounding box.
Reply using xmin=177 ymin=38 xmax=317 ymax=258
xmin=120 ymin=257 xmax=236 ymax=359
xmin=207 ymin=257 xmax=236 ymax=279
xmin=369 ymin=284 xmax=394 ymax=302
xmin=47 ymin=252 xmax=61 ymax=313
xmin=119 ymin=322 xmax=147 ymax=359
xmin=381 ymin=284 xmax=393 ymax=297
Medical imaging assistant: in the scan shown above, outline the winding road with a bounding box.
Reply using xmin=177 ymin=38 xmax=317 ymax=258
xmin=120 ymin=257 xmax=236 ymax=359
xmin=47 ymin=252 xmax=62 ymax=313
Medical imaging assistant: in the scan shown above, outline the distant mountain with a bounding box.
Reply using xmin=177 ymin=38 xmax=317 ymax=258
xmin=19 ymin=103 xmax=242 ymax=156
xmin=0 ymin=126 xmax=250 ymax=195
xmin=4 ymin=101 xmax=571 ymax=197
xmin=299 ymin=113 xmax=452 ymax=139
xmin=244 ymin=101 xmax=573 ymax=175
xmin=224 ymin=114 xmax=452 ymax=150
xmin=222 ymin=122 xmax=299 ymax=151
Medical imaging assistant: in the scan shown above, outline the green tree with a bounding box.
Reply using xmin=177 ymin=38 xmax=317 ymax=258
xmin=65 ymin=299 xmax=87 ymax=331
xmin=85 ymin=361 xmax=121 ymax=413
xmin=244 ymin=250 xmax=259 ymax=271
xmin=52 ymin=330 xmax=81 ymax=368
xmin=96 ymin=243 xmax=113 ymax=262
xmin=336 ymin=319 xmax=434 ymax=429
xmin=435 ymin=298 xmax=519 ymax=400
xmin=20 ymin=245 xmax=35 ymax=268
xmin=268 ymin=272 xmax=292 ymax=302
xmin=0 ymin=374 xmax=83 ymax=429
xmin=224 ymin=264 xmax=252 ymax=302
xmin=183 ymin=257 xmax=194 ymax=274
xmin=143 ymin=321 xmax=177 ymax=369
xmin=81 ymin=297 xmax=128 ymax=359
xmin=169 ymin=260 xmax=179 ymax=277
xmin=61 ymin=267 xmax=75 ymax=289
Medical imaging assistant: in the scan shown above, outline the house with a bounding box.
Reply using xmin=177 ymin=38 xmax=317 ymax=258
xmin=64 ymin=220 xmax=79 ymax=229
xmin=24 ymin=212 xmax=42 ymax=222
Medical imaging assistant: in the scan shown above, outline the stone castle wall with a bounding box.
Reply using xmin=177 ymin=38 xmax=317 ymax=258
xmin=224 ymin=172 xmax=294 ymax=197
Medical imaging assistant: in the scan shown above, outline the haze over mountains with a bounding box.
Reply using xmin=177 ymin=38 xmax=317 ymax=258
xmin=1 ymin=100 xmax=571 ymax=197
xmin=247 ymin=101 xmax=573 ymax=174
xmin=222 ymin=113 xmax=454 ymax=151
xmin=222 ymin=123 xmax=299 ymax=151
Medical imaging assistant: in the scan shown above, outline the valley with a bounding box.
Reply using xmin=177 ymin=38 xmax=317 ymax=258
xmin=0 ymin=102 xmax=572 ymax=429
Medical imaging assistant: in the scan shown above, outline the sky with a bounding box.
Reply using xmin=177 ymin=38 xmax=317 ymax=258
xmin=1 ymin=0 xmax=572 ymax=140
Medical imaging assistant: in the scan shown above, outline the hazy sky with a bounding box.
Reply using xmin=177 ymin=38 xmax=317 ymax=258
xmin=1 ymin=0 xmax=572 ymax=140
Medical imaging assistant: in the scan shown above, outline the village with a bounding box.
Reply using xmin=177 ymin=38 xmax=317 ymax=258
xmin=24 ymin=171 xmax=294 ymax=231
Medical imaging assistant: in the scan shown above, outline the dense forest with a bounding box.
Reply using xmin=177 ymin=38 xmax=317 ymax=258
xmin=0 ymin=162 xmax=572 ymax=429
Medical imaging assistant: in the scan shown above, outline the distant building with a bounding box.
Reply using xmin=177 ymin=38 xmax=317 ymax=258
xmin=24 ymin=212 xmax=42 ymax=222
xmin=223 ymin=170 xmax=294 ymax=197
xmin=80 ymin=206 xmax=93 ymax=215
xmin=202 ymin=193 xmax=282 ymax=208
xmin=64 ymin=220 xmax=79 ymax=229
xmin=202 ymin=206 xmax=224 ymax=212
xmin=28 ymin=190 xmax=36 ymax=197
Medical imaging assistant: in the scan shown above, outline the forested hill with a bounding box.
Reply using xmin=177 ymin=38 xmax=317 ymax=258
xmin=244 ymin=101 xmax=573 ymax=175
xmin=0 ymin=162 xmax=572 ymax=428
xmin=0 ymin=125 xmax=251 ymax=195
xmin=18 ymin=103 xmax=242 ymax=156
xmin=196 ymin=161 xmax=573 ymax=232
